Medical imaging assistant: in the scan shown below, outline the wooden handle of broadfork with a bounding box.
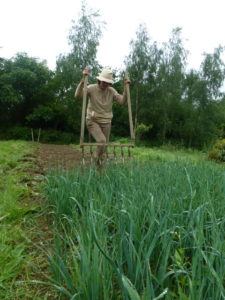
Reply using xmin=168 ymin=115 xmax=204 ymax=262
xmin=125 ymin=71 xmax=135 ymax=144
xmin=80 ymin=72 xmax=88 ymax=146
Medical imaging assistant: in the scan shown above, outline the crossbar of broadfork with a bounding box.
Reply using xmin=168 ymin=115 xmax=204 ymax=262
xmin=79 ymin=70 xmax=135 ymax=165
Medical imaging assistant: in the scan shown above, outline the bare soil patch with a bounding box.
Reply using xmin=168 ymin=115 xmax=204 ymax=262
xmin=36 ymin=143 xmax=84 ymax=172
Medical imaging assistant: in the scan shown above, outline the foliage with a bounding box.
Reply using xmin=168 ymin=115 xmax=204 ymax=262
xmin=2 ymin=126 xmax=31 ymax=140
xmin=39 ymin=129 xmax=77 ymax=144
xmin=67 ymin=0 xmax=103 ymax=74
xmin=125 ymin=24 xmax=156 ymax=130
xmin=135 ymin=123 xmax=152 ymax=144
xmin=0 ymin=53 xmax=55 ymax=129
xmin=1 ymin=126 xmax=77 ymax=144
xmin=201 ymin=45 xmax=225 ymax=99
xmin=208 ymin=138 xmax=225 ymax=162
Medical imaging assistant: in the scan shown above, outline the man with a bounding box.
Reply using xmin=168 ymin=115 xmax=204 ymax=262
xmin=75 ymin=68 xmax=130 ymax=165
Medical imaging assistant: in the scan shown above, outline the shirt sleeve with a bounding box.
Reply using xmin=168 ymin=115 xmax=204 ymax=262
xmin=112 ymin=87 xmax=128 ymax=105
xmin=74 ymin=81 xmax=84 ymax=99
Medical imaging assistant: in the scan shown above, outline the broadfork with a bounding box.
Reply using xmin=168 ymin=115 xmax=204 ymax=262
xmin=79 ymin=70 xmax=135 ymax=165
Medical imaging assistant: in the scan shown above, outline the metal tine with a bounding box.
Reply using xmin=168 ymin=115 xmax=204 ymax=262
xmin=81 ymin=144 xmax=134 ymax=165
xmin=113 ymin=146 xmax=116 ymax=161
xmin=82 ymin=147 xmax=85 ymax=165
xmin=106 ymin=146 xmax=109 ymax=161
xmin=90 ymin=145 xmax=93 ymax=163
xmin=121 ymin=146 xmax=125 ymax=163
xmin=128 ymin=146 xmax=131 ymax=158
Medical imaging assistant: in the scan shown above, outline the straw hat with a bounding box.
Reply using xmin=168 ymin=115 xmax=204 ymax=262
xmin=96 ymin=69 xmax=114 ymax=84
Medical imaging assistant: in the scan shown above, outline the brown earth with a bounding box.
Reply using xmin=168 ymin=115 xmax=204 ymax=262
xmin=35 ymin=143 xmax=126 ymax=171
xmin=36 ymin=143 xmax=84 ymax=172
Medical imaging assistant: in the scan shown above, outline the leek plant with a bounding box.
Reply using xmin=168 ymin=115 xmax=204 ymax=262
xmin=44 ymin=160 xmax=225 ymax=299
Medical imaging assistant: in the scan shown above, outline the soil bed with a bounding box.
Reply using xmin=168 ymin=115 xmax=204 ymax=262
xmin=36 ymin=143 xmax=84 ymax=172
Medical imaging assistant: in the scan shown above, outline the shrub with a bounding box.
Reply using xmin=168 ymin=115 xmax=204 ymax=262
xmin=1 ymin=126 xmax=78 ymax=144
xmin=39 ymin=129 xmax=77 ymax=144
xmin=135 ymin=123 xmax=152 ymax=144
xmin=6 ymin=126 xmax=31 ymax=140
xmin=208 ymin=139 xmax=225 ymax=162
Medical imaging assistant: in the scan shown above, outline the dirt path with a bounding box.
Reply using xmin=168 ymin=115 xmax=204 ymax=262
xmin=36 ymin=143 xmax=84 ymax=172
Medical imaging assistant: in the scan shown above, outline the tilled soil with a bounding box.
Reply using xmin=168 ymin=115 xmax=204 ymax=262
xmin=36 ymin=143 xmax=132 ymax=172
xmin=36 ymin=143 xmax=84 ymax=172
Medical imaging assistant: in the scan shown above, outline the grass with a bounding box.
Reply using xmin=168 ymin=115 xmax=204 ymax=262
xmin=132 ymin=144 xmax=207 ymax=163
xmin=0 ymin=140 xmax=56 ymax=299
xmin=44 ymin=149 xmax=225 ymax=299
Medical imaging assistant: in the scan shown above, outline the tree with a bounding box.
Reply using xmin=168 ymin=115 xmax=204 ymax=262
xmin=54 ymin=0 xmax=104 ymax=134
xmin=193 ymin=46 xmax=225 ymax=146
xmin=154 ymin=28 xmax=188 ymax=143
xmin=0 ymin=53 xmax=55 ymax=129
xmin=201 ymin=46 xmax=225 ymax=99
xmin=125 ymin=24 xmax=158 ymax=134
xmin=181 ymin=46 xmax=225 ymax=148
xmin=0 ymin=58 xmax=20 ymax=125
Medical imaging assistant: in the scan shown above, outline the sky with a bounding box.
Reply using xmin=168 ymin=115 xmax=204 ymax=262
xmin=1 ymin=0 xmax=225 ymax=71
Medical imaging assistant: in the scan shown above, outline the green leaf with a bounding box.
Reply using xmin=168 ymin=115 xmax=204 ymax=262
xmin=121 ymin=275 xmax=141 ymax=300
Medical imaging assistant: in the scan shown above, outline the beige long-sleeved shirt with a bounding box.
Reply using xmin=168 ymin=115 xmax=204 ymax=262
xmin=75 ymin=82 xmax=127 ymax=123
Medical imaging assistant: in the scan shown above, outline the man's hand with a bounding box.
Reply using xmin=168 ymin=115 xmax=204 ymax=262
xmin=82 ymin=68 xmax=89 ymax=76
